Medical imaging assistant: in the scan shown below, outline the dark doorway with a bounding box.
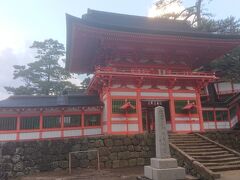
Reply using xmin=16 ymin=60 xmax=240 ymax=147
xmin=141 ymin=100 xmax=170 ymax=132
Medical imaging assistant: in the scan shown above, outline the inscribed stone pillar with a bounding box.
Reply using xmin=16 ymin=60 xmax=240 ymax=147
xmin=155 ymin=106 xmax=171 ymax=159
xmin=144 ymin=106 xmax=185 ymax=180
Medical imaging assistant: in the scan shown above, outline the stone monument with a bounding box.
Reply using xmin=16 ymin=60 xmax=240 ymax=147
xmin=144 ymin=106 xmax=185 ymax=180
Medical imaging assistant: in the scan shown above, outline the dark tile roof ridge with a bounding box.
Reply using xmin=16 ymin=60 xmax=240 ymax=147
xmin=86 ymin=8 xmax=189 ymax=25
xmin=67 ymin=15 xmax=240 ymax=40
xmin=8 ymin=95 xmax=57 ymax=99
xmin=7 ymin=94 xmax=98 ymax=99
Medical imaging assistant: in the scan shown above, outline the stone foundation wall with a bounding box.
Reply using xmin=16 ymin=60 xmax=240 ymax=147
xmin=202 ymin=130 xmax=240 ymax=153
xmin=0 ymin=134 xmax=155 ymax=177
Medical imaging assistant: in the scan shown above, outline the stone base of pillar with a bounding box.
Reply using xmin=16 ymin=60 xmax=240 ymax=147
xmin=144 ymin=158 xmax=185 ymax=180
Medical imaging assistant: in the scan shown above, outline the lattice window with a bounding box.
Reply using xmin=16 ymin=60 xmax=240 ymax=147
xmin=43 ymin=116 xmax=61 ymax=128
xmin=112 ymin=99 xmax=137 ymax=114
xmin=0 ymin=117 xmax=17 ymax=130
xmin=216 ymin=111 xmax=228 ymax=121
xmin=203 ymin=111 xmax=214 ymax=121
xmin=84 ymin=114 xmax=101 ymax=126
xmin=20 ymin=116 xmax=40 ymax=130
xmin=64 ymin=115 xmax=81 ymax=127
xmin=112 ymin=99 xmax=125 ymax=114
xmin=174 ymin=100 xmax=197 ymax=114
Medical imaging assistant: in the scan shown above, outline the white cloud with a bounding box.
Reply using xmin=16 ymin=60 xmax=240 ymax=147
xmin=0 ymin=46 xmax=35 ymax=100
xmin=0 ymin=24 xmax=27 ymax=54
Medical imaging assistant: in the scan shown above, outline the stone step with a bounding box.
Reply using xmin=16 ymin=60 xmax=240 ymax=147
xmin=169 ymin=135 xmax=197 ymax=139
xmin=169 ymin=139 xmax=204 ymax=142
xmin=182 ymin=148 xmax=223 ymax=153
xmin=198 ymin=157 xmax=240 ymax=163
xmin=170 ymin=140 xmax=206 ymax=143
xmin=178 ymin=145 xmax=218 ymax=150
xmin=193 ymin=153 xmax=236 ymax=160
xmin=172 ymin=142 xmax=213 ymax=146
xmin=185 ymin=175 xmax=200 ymax=180
xmin=187 ymin=151 xmax=229 ymax=156
xmin=203 ymin=160 xmax=240 ymax=167
xmin=208 ymin=164 xmax=240 ymax=172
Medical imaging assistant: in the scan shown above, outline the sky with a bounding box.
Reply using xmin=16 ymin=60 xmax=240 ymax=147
xmin=0 ymin=0 xmax=240 ymax=100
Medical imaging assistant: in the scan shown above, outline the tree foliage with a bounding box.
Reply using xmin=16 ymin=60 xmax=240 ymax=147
xmin=154 ymin=0 xmax=240 ymax=82
xmin=155 ymin=0 xmax=240 ymax=34
xmin=210 ymin=48 xmax=240 ymax=82
xmin=5 ymin=39 xmax=78 ymax=95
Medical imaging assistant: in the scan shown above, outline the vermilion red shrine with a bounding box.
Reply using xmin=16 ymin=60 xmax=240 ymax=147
xmin=66 ymin=9 xmax=240 ymax=134
xmin=0 ymin=9 xmax=240 ymax=142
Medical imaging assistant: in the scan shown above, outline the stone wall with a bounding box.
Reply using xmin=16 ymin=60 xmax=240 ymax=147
xmin=0 ymin=134 xmax=155 ymax=177
xmin=202 ymin=130 xmax=240 ymax=153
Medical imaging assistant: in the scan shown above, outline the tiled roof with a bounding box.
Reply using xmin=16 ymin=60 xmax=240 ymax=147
xmin=0 ymin=95 xmax=102 ymax=108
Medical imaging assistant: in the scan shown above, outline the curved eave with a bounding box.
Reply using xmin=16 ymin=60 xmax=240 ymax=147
xmin=66 ymin=14 xmax=240 ymax=74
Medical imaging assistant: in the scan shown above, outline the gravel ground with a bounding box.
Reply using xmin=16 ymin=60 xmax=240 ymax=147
xmin=10 ymin=166 xmax=144 ymax=180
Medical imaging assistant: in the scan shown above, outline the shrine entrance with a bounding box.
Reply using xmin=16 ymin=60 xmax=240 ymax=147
xmin=141 ymin=100 xmax=171 ymax=132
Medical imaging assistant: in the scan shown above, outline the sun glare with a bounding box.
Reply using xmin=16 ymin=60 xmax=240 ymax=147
xmin=0 ymin=25 xmax=26 ymax=54
xmin=148 ymin=1 xmax=185 ymax=18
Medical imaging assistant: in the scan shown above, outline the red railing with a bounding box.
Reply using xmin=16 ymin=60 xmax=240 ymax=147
xmin=95 ymin=66 xmax=216 ymax=78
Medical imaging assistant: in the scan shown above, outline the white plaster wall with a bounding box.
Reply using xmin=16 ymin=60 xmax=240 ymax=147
xmin=173 ymin=86 xmax=181 ymax=90
xmin=0 ymin=133 xmax=17 ymax=141
xmin=111 ymin=92 xmax=137 ymax=96
xmin=140 ymin=92 xmax=169 ymax=97
xmin=112 ymin=117 xmax=126 ymax=121
xmin=204 ymin=122 xmax=216 ymax=129
xmin=157 ymin=86 xmax=168 ymax=90
xmin=217 ymin=122 xmax=230 ymax=129
xmin=84 ymin=128 xmax=102 ymax=136
xmin=128 ymin=117 xmax=138 ymax=121
xmin=175 ymin=117 xmax=190 ymax=121
xmin=19 ymin=132 xmax=40 ymax=140
xmin=186 ymin=86 xmax=194 ymax=90
xmin=126 ymin=85 xmax=135 ymax=89
xmin=128 ymin=124 xmax=139 ymax=131
xmin=175 ymin=117 xmax=199 ymax=121
xmin=42 ymin=131 xmax=61 ymax=139
xmin=192 ymin=124 xmax=200 ymax=131
xmin=111 ymin=84 xmax=121 ymax=88
xmin=176 ymin=124 xmax=191 ymax=131
xmin=173 ymin=93 xmax=196 ymax=98
xmin=111 ymin=124 xmax=127 ymax=132
xmin=142 ymin=85 xmax=151 ymax=89
xmin=63 ymin=130 xmax=82 ymax=137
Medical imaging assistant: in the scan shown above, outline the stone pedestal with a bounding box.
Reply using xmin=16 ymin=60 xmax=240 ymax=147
xmin=144 ymin=106 xmax=185 ymax=180
xmin=144 ymin=158 xmax=185 ymax=180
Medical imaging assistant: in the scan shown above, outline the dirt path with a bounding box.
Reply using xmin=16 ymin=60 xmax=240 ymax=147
xmin=11 ymin=167 xmax=144 ymax=180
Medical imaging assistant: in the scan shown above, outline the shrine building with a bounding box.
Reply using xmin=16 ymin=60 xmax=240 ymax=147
xmin=0 ymin=9 xmax=240 ymax=141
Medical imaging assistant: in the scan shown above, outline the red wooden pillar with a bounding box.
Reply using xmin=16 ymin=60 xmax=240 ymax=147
xmin=196 ymin=89 xmax=204 ymax=132
xmin=106 ymin=89 xmax=112 ymax=134
xmin=16 ymin=112 xmax=21 ymax=141
xmin=81 ymin=110 xmax=84 ymax=136
xmin=137 ymin=88 xmax=143 ymax=133
xmin=169 ymin=89 xmax=176 ymax=132
xmin=213 ymin=108 xmax=217 ymax=129
xmin=237 ymin=104 xmax=240 ymax=124
xmin=61 ymin=110 xmax=64 ymax=138
xmin=39 ymin=111 xmax=43 ymax=139
xmin=228 ymin=109 xmax=232 ymax=128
